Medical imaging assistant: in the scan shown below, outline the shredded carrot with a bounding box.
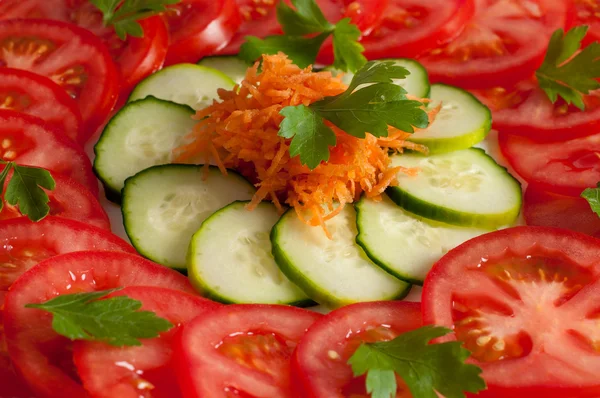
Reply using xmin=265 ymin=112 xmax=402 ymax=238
xmin=174 ymin=53 xmax=436 ymax=237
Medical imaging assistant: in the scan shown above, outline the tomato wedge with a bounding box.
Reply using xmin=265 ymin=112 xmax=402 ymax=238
xmin=163 ymin=0 xmax=241 ymax=65
xmin=3 ymin=251 xmax=195 ymax=398
xmin=524 ymin=183 xmax=600 ymax=238
xmin=74 ymin=286 xmax=220 ymax=398
xmin=174 ymin=304 xmax=321 ymax=398
xmin=0 ymin=110 xmax=99 ymax=196
xmin=418 ymin=0 xmax=571 ymax=88
xmin=0 ymin=19 xmax=119 ymax=136
xmin=0 ymin=68 xmax=82 ymax=144
xmin=422 ymin=226 xmax=600 ymax=398
xmin=291 ymin=301 xmax=422 ymax=397
xmin=498 ymin=130 xmax=600 ymax=196
xmin=361 ymin=0 xmax=474 ymax=60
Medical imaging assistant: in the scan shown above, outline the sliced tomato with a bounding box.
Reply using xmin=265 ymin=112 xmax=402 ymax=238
xmin=0 ymin=110 xmax=99 ymax=196
xmin=418 ymin=0 xmax=571 ymax=88
xmin=524 ymin=183 xmax=600 ymax=238
xmin=0 ymin=68 xmax=82 ymax=144
xmin=422 ymin=226 xmax=600 ymax=397
xmin=291 ymin=301 xmax=421 ymax=397
xmin=3 ymin=251 xmax=195 ymax=398
xmin=74 ymin=286 xmax=219 ymax=398
xmin=0 ymin=170 xmax=109 ymax=230
xmin=499 ymin=130 xmax=600 ymax=196
xmin=163 ymin=0 xmax=241 ymax=65
xmin=174 ymin=304 xmax=321 ymax=398
xmin=0 ymin=19 xmax=119 ymax=137
xmin=572 ymin=0 xmax=600 ymax=44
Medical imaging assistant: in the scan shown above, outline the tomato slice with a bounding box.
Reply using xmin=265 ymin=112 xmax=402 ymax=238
xmin=0 ymin=19 xmax=119 ymax=136
xmin=163 ymin=0 xmax=241 ymax=65
xmin=0 ymin=110 xmax=99 ymax=196
xmin=360 ymin=0 xmax=474 ymax=60
xmin=73 ymin=286 xmax=219 ymax=398
xmin=572 ymin=0 xmax=600 ymax=44
xmin=174 ymin=304 xmax=321 ymax=398
xmin=3 ymin=251 xmax=195 ymax=398
xmin=418 ymin=0 xmax=571 ymax=88
xmin=422 ymin=226 xmax=600 ymax=397
xmin=524 ymin=183 xmax=600 ymax=238
xmin=291 ymin=301 xmax=421 ymax=397
xmin=0 ymin=68 xmax=82 ymax=145
xmin=498 ymin=130 xmax=600 ymax=196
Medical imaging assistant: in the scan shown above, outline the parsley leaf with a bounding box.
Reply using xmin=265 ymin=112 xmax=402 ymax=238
xmin=239 ymin=33 xmax=330 ymax=69
xmin=277 ymin=0 xmax=333 ymax=35
xmin=347 ymin=325 xmax=486 ymax=398
xmin=536 ymin=25 xmax=600 ymax=110
xmin=26 ymin=289 xmax=173 ymax=347
xmin=331 ymin=18 xmax=365 ymax=73
xmin=581 ymin=182 xmax=600 ymax=217
xmin=0 ymin=163 xmax=55 ymax=222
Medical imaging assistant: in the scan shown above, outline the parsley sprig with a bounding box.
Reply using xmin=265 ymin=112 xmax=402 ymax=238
xmin=26 ymin=289 xmax=173 ymax=347
xmin=536 ymin=25 xmax=600 ymax=111
xmin=348 ymin=326 xmax=486 ymax=398
xmin=239 ymin=0 xmax=366 ymax=72
xmin=90 ymin=0 xmax=181 ymax=40
xmin=279 ymin=61 xmax=429 ymax=169
xmin=582 ymin=182 xmax=600 ymax=217
xmin=0 ymin=162 xmax=55 ymax=222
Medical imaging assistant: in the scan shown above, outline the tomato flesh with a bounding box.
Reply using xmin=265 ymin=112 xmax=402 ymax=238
xmin=422 ymin=226 xmax=600 ymax=397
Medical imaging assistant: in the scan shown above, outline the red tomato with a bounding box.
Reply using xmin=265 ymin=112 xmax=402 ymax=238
xmin=0 ymin=170 xmax=110 ymax=230
xmin=174 ymin=304 xmax=321 ymax=398
xmin=3 ymin=251 xmax=195 ymax=398
xmin=291 ymin=301 xmax=421 ymax=397
xmin=73 ymin=286 xmax=219 ymax=398
xmin=422 ymin=226 xmax=600 ymax=397
xmin=0 ymin=68 xmax=82 ymax=145
xmin=418 ymin=0 xmax=571 ymax=88
xmin=524 ymin=183 xmax=600 ymax=237
xmin=163 ymin=0 xmax=241 ymax=65
xmin=0 ymin=19 xmax=119 ymax=137
xmin=360 ymin=0 xmax=475 ymax=60
xmin=0 ymin=110 xmax=99 ymax=196
xmin=572 ymin=0 xmax=600 ymax=44
xmin=498 ymin=130 xmax=600 ymax=196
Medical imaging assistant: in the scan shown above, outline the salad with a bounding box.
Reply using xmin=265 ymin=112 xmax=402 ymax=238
xmin=0 ymin=0 xmax=599 ymax=397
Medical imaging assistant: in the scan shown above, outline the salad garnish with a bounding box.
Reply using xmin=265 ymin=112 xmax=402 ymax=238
xmin=26 ymin=288 xmax=173 ymax=347
xmin=536 ymin=25 xmax=600 ymax=111
xmin=581 ymin=182 xmax=600 ymax=216
xmin=239 ymin=0 xmax=366 ymax=72
xmin=348 ymin=325 xmax=486 ymax=398
xmin=0 ymin=162 xmax=55 ymax=222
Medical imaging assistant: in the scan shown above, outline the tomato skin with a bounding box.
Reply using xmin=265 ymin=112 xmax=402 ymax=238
xmin=164 ymin=0 xmax=242 ymax=65
xmin=291 ymin=301 xmax=421 ymax=398
xmin=174 ymin=304 xmax=321 ymax=398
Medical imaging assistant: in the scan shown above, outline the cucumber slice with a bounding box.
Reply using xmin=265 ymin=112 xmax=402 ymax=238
xmin=128 ymin=64 xmax=234 ymax=110
xmin=325 ymin=58 xmax=430 ymax=98
xmin=355 ymin=195 xmax=488 ymax=284
xmin=122 ymin=165 xmax=255 ymax=270
xmin=198 ymin=56 xmax=248 ymax=84
xmin=409 ymin=84 xmax=491 ymax=153
xmin=94 ymin=97 xmax=196 ymax=202
xmin=271 ymin=205 xmax=410 ymax=308
xmin=387 ymin=148 xmax=522 ymax=228
xmin=187 ymin=201 xmax=312 ymax=306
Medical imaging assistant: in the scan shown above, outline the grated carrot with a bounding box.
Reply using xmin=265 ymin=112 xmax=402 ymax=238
xmin=174 ymin=53 xmax=436 ymax=237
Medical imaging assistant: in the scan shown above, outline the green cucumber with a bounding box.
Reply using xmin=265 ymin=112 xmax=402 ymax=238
xmin=198 ymin=55 xmax=248 ymax=84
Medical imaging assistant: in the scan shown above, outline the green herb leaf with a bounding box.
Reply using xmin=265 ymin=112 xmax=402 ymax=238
xmin=332 ymin=18 xmax=366 ymax=73
xmin=346 ymin=61 xmax=411 ymax=91
xmin=581 ymin=182 xmax=600 ymax=217
xmin=2 ymin=164 xmax=55 ymax=222
xmin=239 ymin=33 xmax=330 ymax=69
xmin=26 ymin=289 xmax=173 ymax=347
xmin=536 ymin=25 xmax=600 ymax=110
xmin=347 ymin=325 xmax=486 ymax=398
xmin=276 ymin=0 xmax=334 ymax=35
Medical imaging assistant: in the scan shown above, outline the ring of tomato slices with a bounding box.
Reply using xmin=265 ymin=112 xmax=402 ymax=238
xmin=422 ymin=226 xmax=600 ymax=398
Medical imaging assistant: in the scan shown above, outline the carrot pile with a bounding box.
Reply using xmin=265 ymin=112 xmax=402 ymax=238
xmin=175 ymin=53 xmax=436 ymax=236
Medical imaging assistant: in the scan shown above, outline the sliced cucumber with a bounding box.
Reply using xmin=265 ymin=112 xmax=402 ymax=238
xmin=409 ymin=84 xmax=491 ymax=153
xmin=387 ymin=148 xmax=522 ymax=228
xmin=271 ymin=205 xmax=410 ymax=308
xmin=198 ymin=56 xmax=248 ymax=84
xmin=326 ymin=58 xmax=430 ymax=98
xmin=128 ymin=64 xmax=235 ymax=110
xmin=187 ymin=201 xmax=312 ymax=306
xmin=356 ymin=195 xmax=488 ymax=284
xmin=122 ymin=165 xmax=255 ymax=270
xmin=93 ymin=97 xmax=196 ymax=202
